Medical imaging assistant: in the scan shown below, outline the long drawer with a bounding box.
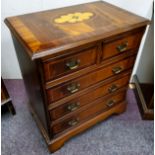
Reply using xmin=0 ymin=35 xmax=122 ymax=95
xmin=47 ymin=56 xmax=135 ymax=103
xmin=51 ymin=90 xmax=126 ymax=135
xmin=50 ymin=74 xmax=130 ymax=120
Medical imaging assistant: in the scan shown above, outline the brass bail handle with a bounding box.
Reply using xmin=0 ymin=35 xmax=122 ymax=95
xmin=108 ymin=84 xmax=118 ymax=93
xmin=67 ymin=102 xmax=80 ymax=112
xmin=116 ymin=42 xmax=128 ymax=52
xmin=106 ymin=100 xmax=115 ymax=107
xmin=112 ymin=66 xmax=123 ymax=74
xmin=66 ymin=59 xmax=80 ymax=70
xmin=68 ymin=118 xmax=79 ymax=126
xmin=67 ymin=83 xmax=80 ymax=94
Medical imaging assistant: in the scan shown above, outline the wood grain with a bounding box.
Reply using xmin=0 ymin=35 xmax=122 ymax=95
xmin=50 ymin=75 xmax=130 ymax=120
xmin=102 ymin=31 xmax=144 ymax=60
xmin=51 ymin=90 xmax=126 ymax=135
xmin=43 ymin=45 xmax=97 ymax=81
xmin=5 ymin=1 xmax=149 ymax=60
xmin=49 ymin=101 xmax=126 ymax=152
xmin=46 ymin=56 xmax=135 ymax=103
xmin=1 ymin=78 xmax=16 ymax=115
xmin=5 ymin=1 xmax=149 ymax=153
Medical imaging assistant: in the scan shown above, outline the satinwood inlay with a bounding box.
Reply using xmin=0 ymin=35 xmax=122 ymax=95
xmin=5 ymin=1 xmax=149 ymax=153
xmin=54 ymin=12 xmax=94 ymax=24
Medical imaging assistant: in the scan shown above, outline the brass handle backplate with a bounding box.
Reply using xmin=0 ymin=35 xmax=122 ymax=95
xmin=112 ymin=66 xmax=123 ymax=74
xmin=116 ymin=42 xmax=128 ymax=52
xmin=106 ymin=100 xmax=115 ymax=107
xmin=67 ymin=83 xmax=80 ymax=94
xmin=108 ymin=84 xmax=118 ymax=93
xmin=66 ymin=59 xmax=80 ymax=70
xmin=68 ymin=119 xmax=79 ymax=126
xmin=67 ymin=102 xmax=80 ymax=112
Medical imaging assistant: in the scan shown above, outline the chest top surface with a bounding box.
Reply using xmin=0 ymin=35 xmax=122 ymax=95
xmin=5 ymin=1 xmax=149 ymax=60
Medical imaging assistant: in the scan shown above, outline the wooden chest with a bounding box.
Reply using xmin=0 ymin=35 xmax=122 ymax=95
xmin=1 ymin=78 xmax=16 ymax=115
xmin=5 ymin=1 xmax=149 ymax=152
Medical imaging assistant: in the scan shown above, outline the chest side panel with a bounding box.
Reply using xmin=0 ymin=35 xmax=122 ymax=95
xmin=11 ymin=35 xmax=50 ymax=136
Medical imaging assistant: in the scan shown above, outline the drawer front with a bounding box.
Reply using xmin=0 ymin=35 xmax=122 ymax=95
xmin=50 ymin=75 xmax=130 ymax=120
xmin=102 ymin=32 xmax=143 ymax=61
xmin=51 ymin=91 xmax=126 ymax=135
xmin=43 ymin=46 xmax=97 ymax=81
xmin=47 ymin=56 xmax=135 ymax=103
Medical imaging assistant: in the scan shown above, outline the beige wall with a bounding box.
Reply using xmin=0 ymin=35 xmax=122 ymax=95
xmin=1 ymin=0 xmax=153 ymax=79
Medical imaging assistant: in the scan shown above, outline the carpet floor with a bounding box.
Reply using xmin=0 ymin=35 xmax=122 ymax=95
xmin=1 ymin=79 xmax=154 ymax=155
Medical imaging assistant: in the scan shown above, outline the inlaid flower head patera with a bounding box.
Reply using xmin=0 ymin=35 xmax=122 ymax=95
xmin=54 ymin=12 xmax=94 ymax=24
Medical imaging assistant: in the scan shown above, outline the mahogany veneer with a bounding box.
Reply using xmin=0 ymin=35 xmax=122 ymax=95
xmin=1 ymin=78 xmax=16 ymax=115
xmin=5 ymin=1 xmax=149 ymax=152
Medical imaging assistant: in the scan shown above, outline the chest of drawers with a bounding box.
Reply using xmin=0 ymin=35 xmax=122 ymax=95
xmin=5 ymin=1 xmax=149 ymax=152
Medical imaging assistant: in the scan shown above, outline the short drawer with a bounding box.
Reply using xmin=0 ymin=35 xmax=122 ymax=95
xmin=51 ymin=91 xmax=126 ymax=135
xmin=47 ymin=56 xmax=135 ymax=103
xmin=102 ymin=31 xmax=143 ymax=61
xmin=50 ymin=75 xmax=130 ymax=120
xmin=43 ymin=46 xmax=97 ymax=81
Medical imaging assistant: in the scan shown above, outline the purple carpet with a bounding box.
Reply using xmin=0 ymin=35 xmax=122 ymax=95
xmin=1 ymin=80 xmax=154 ymax=155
